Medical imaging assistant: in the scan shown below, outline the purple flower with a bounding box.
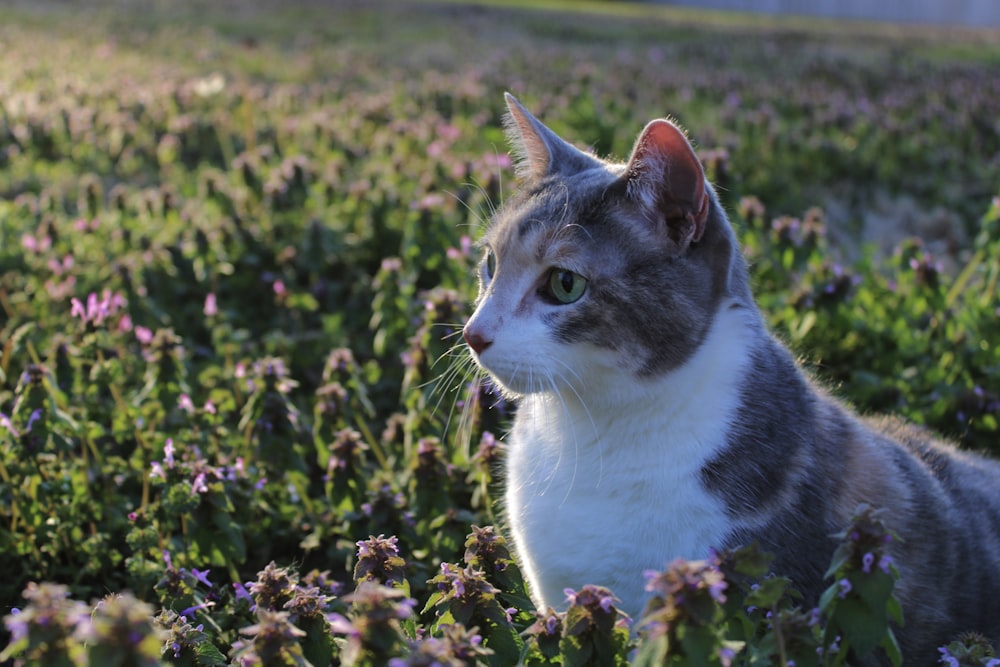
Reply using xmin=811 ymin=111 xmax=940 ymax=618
xmin=938 ymin=646 xmax=960 ymax=667
xmin=861 ymin=552 xmax=875 ymax=573
xmin=878 ymin=555 xmax=894 ymax=574
xmin=837 ymin=578 xmax=852 ymax=599
xmin=327 ymin=612 xmax=358 ymax=638
xmin=23 ymin=409 xmax=42 ymax=433
xmin=708 ymin=577 xmax=728 ymax=603
xmin=233 ymin=582 xmax=254 ymax=608
xmin=190 ymin=568 xmax=212 ymax=588
xmin=180 ymin=601 xmax=214 ymax=619
xmin=718 ymin=646 xmax=737 ymax=667
xmin=5 ymin=608 xmax=26 ymax=641
xmin=545 ymin=614 xmax=559 ymax=635
xmin=564 ymin=585 xmax=617 ymax=614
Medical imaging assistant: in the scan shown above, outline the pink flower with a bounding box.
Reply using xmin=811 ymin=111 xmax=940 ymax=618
xmin=178 ymin=394 xmax=195 ymax=413
xmin=135 ymin=326 xmax=154 ymax=345
xmin=0 ymin=413 xmax=20 ymax=438
xmin=70 ymin=298 xmax=87 ymax=320
xmin=164 ymin=439 xmax=175 ymax=468
xmin=70 ymin=290 xmax=127 ymax=326
xmin=204 ymin=293 xmax=218 ymax=317
xmin=191 ymin=472 xmax=208 ymax=495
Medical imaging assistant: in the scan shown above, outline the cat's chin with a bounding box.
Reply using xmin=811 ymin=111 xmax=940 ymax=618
xmin=478 ymin=372 xmax=530 ymax=399
xmin=482 ymin=371 xmax=590 ymax=401
xmin=475 ymin=364 xmax=553 ymax=399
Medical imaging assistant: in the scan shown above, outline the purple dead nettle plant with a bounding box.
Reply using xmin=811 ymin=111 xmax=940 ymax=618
xmin=150 ymin=437 xmax=252 ymax=497
xmin=69 ymin=289 xmax=127 ymax=329
xmin=390 ymin=623 xmax=494 ymax=667
xmin=1 ymin=583 xmax=89 ymax=665
xmin=354 ymin=534 xmax=408 ymax=588
xmin=230 ymin=609 xmax=309 ymax=667
xmin=329 ymin=582 xmax=417 ymax=666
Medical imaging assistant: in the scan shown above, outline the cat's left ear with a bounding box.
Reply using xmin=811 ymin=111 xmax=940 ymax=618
xmin=504 ymin=93 xmax=601 ymax=179
xmin=622 ymin=119 xmax=710 ymax=252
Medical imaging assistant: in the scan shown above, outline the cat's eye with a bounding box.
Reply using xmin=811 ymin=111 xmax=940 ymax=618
xmin=484 ymin=250 xmax=497 ymax=280
xmin=547 ymin=269 xmax=587 ymax=304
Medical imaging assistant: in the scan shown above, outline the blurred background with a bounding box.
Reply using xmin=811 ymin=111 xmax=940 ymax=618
xmin=654 ymin=0 xmax=1000 ymax=28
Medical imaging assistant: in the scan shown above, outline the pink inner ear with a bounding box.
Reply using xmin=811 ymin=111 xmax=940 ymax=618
xmin=626 ymin=120 xmax=710 ymax=240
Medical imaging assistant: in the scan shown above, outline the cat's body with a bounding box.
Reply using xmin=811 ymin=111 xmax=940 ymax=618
xmin=462 ymin=94 xmax=1000 ymax=664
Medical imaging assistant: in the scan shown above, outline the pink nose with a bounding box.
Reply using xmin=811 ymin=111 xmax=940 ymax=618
xmin=463 ymin=328 xmax=492 ymax=355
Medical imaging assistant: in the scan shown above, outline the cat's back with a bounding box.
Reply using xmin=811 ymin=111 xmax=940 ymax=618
xmin=861 ymin=417 xmax=1000 ymax=661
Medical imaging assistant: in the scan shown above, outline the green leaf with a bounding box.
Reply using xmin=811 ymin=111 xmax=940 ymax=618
xmin=745 ymin=576 xmax=794 ymax=610
xmin=678 ymin=624 xmax=719 ymax=667
xmin=851 ymin=571 xmax=894 ymax=611
xmin=481 ymin=617 xmax=524 ymax=667
xmin=880 ymin=629 xmax=903 ymax=667
xmin=195 ymin=641 xmax=228 ymax=666
xmin=831 ymin=597 xmax=886 ymax=657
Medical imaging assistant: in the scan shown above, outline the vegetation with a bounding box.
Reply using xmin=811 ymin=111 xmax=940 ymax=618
xmin=0 ymin=1 xmax=998 ymax=664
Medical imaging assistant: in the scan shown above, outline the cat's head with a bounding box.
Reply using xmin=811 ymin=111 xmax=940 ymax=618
xmin=463 ymin=94 xmax=749 ymax=398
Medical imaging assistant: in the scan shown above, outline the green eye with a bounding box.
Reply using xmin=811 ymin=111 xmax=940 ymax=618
xmin=547 ymin=269 xmax=587 ymax=304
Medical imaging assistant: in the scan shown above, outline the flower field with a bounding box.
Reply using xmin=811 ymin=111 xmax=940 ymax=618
xmin=1 ymin=1 xmax=999 ymax=664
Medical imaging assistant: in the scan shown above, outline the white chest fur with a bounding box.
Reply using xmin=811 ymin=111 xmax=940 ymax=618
xmin=503 ymin=305 xmax=752 ymax=617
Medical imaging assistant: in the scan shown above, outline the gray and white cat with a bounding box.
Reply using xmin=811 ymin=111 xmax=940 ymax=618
xmin=462 ymin=93 xmax=1000 ymax=663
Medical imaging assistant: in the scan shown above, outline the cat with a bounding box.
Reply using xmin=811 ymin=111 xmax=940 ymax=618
xmin=461 ymin=93 xmax=1000 ymax=664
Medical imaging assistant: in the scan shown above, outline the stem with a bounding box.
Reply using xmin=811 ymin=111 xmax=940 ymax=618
xmin=773 ymin=611 xmax=789 ymax=667
xmin=354 ymin=413 xmax=389 ymax=471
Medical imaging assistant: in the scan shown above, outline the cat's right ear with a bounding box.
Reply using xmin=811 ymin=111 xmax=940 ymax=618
xmin=504 ymin=93 xmax=597 ymax=179
xmin=622 ymin=119 xmax=710 ymax=252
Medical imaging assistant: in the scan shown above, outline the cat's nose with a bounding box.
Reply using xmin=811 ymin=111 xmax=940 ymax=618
xmin=463 ymin=328 xmax=493 ymax=355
